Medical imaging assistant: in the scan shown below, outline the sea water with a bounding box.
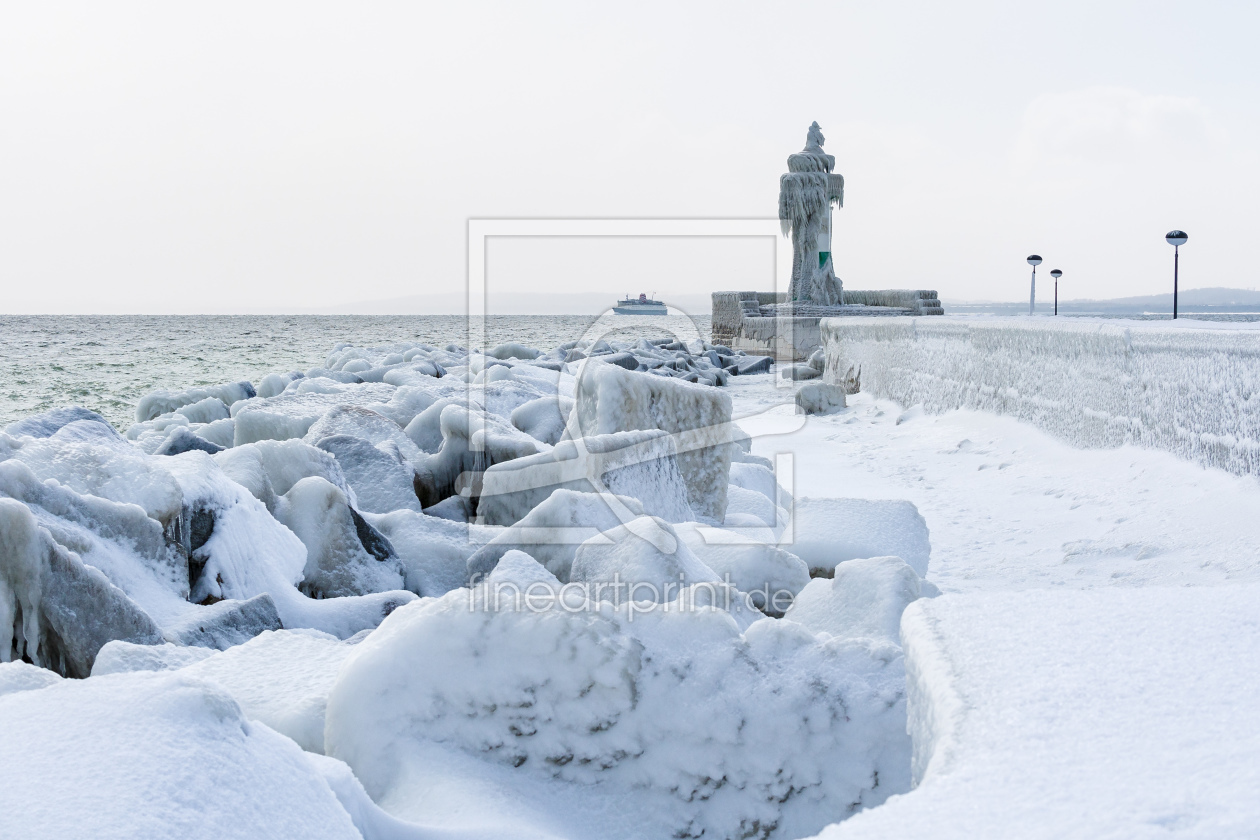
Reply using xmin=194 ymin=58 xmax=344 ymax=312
xmin=0 ymin=314 xmax=712 ymax=429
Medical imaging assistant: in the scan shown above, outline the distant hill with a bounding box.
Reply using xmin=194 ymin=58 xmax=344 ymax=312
xmin=946 ymin=287 xmax=1260 ymax=315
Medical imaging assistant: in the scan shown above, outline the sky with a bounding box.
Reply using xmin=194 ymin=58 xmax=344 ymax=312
xmin=1 ymin=1 xmax=1257 ymax=314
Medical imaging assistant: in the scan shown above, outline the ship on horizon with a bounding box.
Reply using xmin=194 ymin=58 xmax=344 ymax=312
xmin=613 ymin=292 xmax=668 ymax=315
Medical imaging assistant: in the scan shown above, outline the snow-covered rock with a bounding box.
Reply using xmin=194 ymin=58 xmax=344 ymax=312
xmin=4 ymin=406 xmax=120 ymax=440
xmin=674 ymin=522 xmax=810 ymax=616
xmin=136 ymin=381 xmax=256 ymax=422
xmin=511 ymin=394 xmax=575 ymax=445
xmin=275 ymin=477 xmax=405 ymax=599
xmin=0 ymin=497 xmax=164 ymax=677
xmin=313 ymin=434 xmax=421 ymax=514
xmin=477 ymin=429 xmax=693 ymax=526
xmin=368 ymin=508 xmax=499 ymax=597
xmin=324 ymin=575 xmax=910 ymax=840
xmin=466 ymin=488 xmax=646 ymax=582
xmin=413 ymin=403 xmax=544 ymax=508
xmin=570 ymin=359 xmax=735 ymax=523
xmin=784 ymin=556 xmax=937 ymax=645
xmin=570 ymin=516 xmax=721 ymax=603
xmin=788 ymin=497 xmax=931 ymax=578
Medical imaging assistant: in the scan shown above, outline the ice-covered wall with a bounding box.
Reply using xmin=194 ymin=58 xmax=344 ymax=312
xmin=821 ymin=316 xmax=1260 ymax=476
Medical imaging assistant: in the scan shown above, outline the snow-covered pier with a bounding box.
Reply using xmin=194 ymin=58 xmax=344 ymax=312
xmin=821 ymin=316 xmax=1260 ymax=476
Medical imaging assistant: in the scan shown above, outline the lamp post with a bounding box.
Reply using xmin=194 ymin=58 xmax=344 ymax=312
xmin=1050 ymin=269 xmax=1062 ymax=315
xmin=1165 ymin=230 xmax=1188 ymax=320
xmin=1027 ymin=255 xmax=1042 ymax=315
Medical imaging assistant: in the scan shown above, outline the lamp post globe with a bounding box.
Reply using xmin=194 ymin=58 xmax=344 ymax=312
xmin=1050 ymin=269 xmax=1062 ymax=316
xmin=1165 ymin=231 xmax=1187 ymax=319
xmin=1026 ymin=255 xmax=1042 ymax=315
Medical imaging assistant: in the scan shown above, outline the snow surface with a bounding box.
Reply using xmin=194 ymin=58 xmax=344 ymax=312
xmin=10 ymin=323 xmax=1260 ymax=838
xmin=810 ymin=586 xmax=1260 ymax=840
xmin=0 ymin=670 xmax=364 ymax=839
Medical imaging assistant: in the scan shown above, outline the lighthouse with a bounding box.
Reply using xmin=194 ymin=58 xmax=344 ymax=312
xmin=778 ymin=122 xmax=845 ymax=305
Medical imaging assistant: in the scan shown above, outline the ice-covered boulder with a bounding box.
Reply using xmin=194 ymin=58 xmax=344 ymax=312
xmin=511 ymin=394 xmax=575 ymax=446
xmin=570 ymin=360 xmax=734 ymax=523
xmin=724 ymin=483 xmax=786 ymax=529
xmin=784 ymin=556 xmax=938 ymax=646
xmin=92 ymin=640 xmax=218 ymax=676
xmin=1 ymin=498 xmax=165 ymax=677
xmin=324 ymin=576 xmax=910 ymax=840
xmin=313 ymin=435 xmax=421 ymax=514
xmin=5 ymin=430 xmax=184 ymax=524
xmin=215 ymin=439 xmax=353 ymax=513
xmin=174 ymin=396 xmax=231 ymax=424
xmin=136 ymin=381 xmax=256 ymax=422
xmin=674 ymin=523 xmax=809 ymax=617
xmin=4 ymin=406 xmax=120 ymax=440
xmin=257 ymin=371 xmax=304 ymax=399
xmin=275 ymin=477 xmax=405 ymax=599
xmin=789 ymin=497 xmax=932 ymax=578
xmin=781 ymin=363 xmax=821 ymax=381
xmin=477 ymin=430 xmax=693 ymax=526
xmin=229 ymin=383 xmax=396 ymax=446
xmin=466 ymin=488 xmax=646 ymax=582
xmin=155 ymin=425 xmax=226 ymax=456
xmin=403 ymin=397 xmax=467 ymax=453
xmin=570 ymin=516 xmax=720 ymax=604
xmin=413 ymin=404 xmax=545 ymax=509
xmin=0 ymin=670 xmax=365 ymax=839
xmin=796 ymin=382 xmax=848 ymax=415
xmin=303 ymin=405 xmax=422 ymax=462
xmin=163 ymin=593 xmax=284 ymax=649
xmin=486 ymin=342 xmax=542 ymax=360
xmin=368 ymin=509 xmax=499 ymax=597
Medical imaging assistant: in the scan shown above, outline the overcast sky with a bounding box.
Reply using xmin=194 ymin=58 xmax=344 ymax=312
xmin=1 ymin=1 xmax=1257 ymax=313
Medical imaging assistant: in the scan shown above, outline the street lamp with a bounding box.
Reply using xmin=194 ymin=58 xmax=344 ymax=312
xmin=1165 ymin=230 xmax=1188 ymax=320
xmin=1027 ymin=255 xmax=1042 ymax=315
xmin=1050 ymin=269 xmax=1062 ymax=316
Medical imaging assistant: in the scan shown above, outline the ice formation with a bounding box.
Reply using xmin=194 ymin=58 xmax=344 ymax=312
xmin=570 ymin=359 xmax=735 ymax=523
xmin=820 ymin=316 xmax=1260 ymax=478
xmin=0 ymin=328 xmax=958 ymax=839
xmin=779 ymin=122 xmax=845 ymax=305
xmin=325 ymin=560 xmax=913 ymax=840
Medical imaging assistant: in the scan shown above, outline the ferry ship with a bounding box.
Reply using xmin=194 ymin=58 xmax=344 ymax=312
xmin=613 ymin=293 xmax=668 ymax=315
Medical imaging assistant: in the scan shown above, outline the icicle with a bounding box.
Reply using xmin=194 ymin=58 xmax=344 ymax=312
xmin=0 ymin=498 xmax=46 ymax=667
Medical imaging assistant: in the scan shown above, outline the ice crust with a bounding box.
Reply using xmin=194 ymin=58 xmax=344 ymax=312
xmin=570 ymin=359 xmax=735 ymax=523
xmin=821 ymin=316 xmax=1260 ymax=477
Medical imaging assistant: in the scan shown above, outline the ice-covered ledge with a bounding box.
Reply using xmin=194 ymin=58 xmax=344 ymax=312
xmin=711 ymin=290 xmax=943 ymax=361
xmin=810 ymin=587 xmax=1260 ymax=839
xmin=820 ymin=316 xmax=1260 ymax=477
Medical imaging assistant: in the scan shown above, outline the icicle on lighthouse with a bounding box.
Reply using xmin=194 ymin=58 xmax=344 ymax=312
xmin=778 ymin=122 xmax=845 ymax=304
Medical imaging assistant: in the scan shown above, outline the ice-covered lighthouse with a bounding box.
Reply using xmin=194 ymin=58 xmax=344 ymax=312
xmin=779 ymin=122 xmax=845 ymax=305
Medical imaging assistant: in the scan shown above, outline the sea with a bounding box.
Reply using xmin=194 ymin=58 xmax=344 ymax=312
xmin=7 ymin=310 xmax=1260 ymax=432
xmin=0 ymin=314 xmax=712 ymax=430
